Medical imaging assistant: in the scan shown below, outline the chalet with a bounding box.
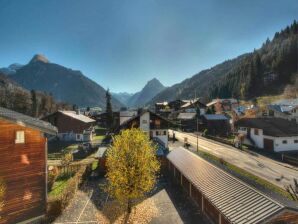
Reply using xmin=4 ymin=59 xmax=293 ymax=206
xmin=42 ymin=110 xmax=95 ymax=142
xmin=202 ymin=114 xmax=230 ymax=136
xmin=155 ymin=101 xmax=170 ymax=113
xmin=207 ymin=98 xmax=238 ymax=113
xmin=0 ymin=107 xmax=57 ymax=224
xmin=235 ymin=117 xmax=298 ymax=152
xmin=119 ymin=110 xmax=137 ymax=125
xmin=94 ymin=111 xmax=120 ymax=130
xmin=180 ymin=98 xmax=206 ymax=114
xmin=265 ymin=99 xmax=298 ymax=123
xmin=167 ymin=147 xmax=298 ymax=224
xmin=176 ymin=112 xmax=198 ymax=132
xmin=118 ymin=110 xmax=171 ymax=148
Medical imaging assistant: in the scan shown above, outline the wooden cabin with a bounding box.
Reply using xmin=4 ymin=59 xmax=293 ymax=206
xmin=0 ymin=107 xmax=57 ymax=224
xmin=42 ymin=110 xmax=95 ymax=141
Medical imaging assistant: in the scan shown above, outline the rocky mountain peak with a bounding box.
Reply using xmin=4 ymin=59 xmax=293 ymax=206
xmin=29 ymin=54 xmax=49 ymax=64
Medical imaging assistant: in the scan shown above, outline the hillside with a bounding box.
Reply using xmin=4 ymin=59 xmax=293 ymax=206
xmin=150 ymin=21 xmax=298 ymax=105
xmin=127 ymin=78 xmax=166 ymax=107
xmin=0 ymin=72 xmax=71 ymax=117
xmin=9 ymin=55 xmax=124 ymax=109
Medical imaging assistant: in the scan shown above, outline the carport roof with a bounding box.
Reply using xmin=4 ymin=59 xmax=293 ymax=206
xmin=167 ymin=147 xmax=287 ymax=224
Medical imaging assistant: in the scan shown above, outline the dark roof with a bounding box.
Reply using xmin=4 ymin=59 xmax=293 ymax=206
xmin=235 ymin=118 xmax=298 ymax=137
xmin=0 ymin=107 xmax=57 ymax=134
xmin=119 ymin=110 xmax=172 ymax=129
xmin=203 ymin=114 xmax=229 ymax=120
xmin=168 ymin=147 xmax=286 ymax=224
xmin=177 ymin=112 xmax=196 ymax=120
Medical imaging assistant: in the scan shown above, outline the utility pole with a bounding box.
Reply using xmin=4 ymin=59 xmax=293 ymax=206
xmin=195 ymin=90 xmax=199 ymax=152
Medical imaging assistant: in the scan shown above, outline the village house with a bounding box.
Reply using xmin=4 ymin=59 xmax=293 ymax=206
xmin=42 ymin=110 xmax=95 ymax=142
xmin=264 ymin=98 xmax=298 ymax=123
xmin=167 ymin=147 xmax=298 ymax=224
xmin=119 ymin=110 xmax=138 ymax=125
xmin=176 ymin=112 xmax=198 ymax=132
xmin=180 ymin=98 xmax=207 ymax=114
xmin=0 ymin=107 xmax=57 ymax=224
xmin=94 ymin=111 xmax=120 ymax=130
xmin=202 ymin=114 xmax=230 ymax=136
xmin=235 ymin=117 xmax=298 ymax=152
xmin=118 ymin=110 xmax=171 ymax=148
xmin=207 ymin=98 xmax=239 ymax=113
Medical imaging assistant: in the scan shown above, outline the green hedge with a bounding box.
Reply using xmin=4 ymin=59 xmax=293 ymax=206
xmin=46 ymin=165 xmax=92 ymax=222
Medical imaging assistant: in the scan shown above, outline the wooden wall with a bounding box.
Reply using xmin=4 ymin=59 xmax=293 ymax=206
xmin=43 ymin=112 xmax=93 ymax=134
xmin=0 ymin=119 xmax=46 ymax=224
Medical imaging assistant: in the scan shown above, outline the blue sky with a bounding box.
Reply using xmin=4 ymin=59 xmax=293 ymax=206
xmin=0 ymin=0 xmax=297 ymax=93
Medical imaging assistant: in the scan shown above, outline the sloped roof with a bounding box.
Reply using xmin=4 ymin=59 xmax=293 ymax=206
xmin=207 ymin=98 xmax=238 ymax=107
xmin=203 ymin=114 xmax=228 ymax=120
xmin=235 ymin=118 xmax=298 ymax=137
xmin=59 ymin=111 xmax=95 ymax=123
xmin=177 ymin=112 xmax=196 ymax=120
xmin=268 ymin=105 xmax=296 ymax=114
xmin=181 ymin=98 xmax=206 ymax=108
xmin=0 ymin=106 xmax=57 ymax=134
xmin=273 ymin=98 xmax=298 ymax=107
xmin=167 ymin=147 xmax=286 ymax=224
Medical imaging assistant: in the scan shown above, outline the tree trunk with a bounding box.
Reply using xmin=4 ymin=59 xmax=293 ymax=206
xmin=127 ymin=200 xmax=132 ymax=214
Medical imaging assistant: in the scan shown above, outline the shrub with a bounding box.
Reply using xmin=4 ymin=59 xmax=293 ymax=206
xmin=46 ymin=165 xmax=91 ymax=222
xmin=47 ymin=167 xmax=59 ymax=192
xmin=202 ymin=129 xmax=209 ymax=137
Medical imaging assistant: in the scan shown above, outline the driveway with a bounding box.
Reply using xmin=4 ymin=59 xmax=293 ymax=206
xmin=169 ymin=130 xmax=298 ymax=189
xmin=53 ymin=176 xmax=209 ymax=224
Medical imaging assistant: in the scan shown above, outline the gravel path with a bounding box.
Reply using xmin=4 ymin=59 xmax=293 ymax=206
xmin=53 ymin=177 xmax=209 ymax=224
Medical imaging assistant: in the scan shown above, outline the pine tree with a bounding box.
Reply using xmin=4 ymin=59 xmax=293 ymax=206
xmin=106 ymin=89 xmax=113 ymax=130
xmin=31 ymin=90 xmax=37 ymax=117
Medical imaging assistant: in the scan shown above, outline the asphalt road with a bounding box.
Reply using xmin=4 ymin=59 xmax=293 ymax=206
xmin=169 ymin=130 xmax=298 ymax=189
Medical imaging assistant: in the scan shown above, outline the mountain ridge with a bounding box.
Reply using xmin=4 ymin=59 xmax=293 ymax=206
xmin=8 ymin=55 xmax=124 ymax=109
xmin=148 ymin=21 xmax=298 ymax=105
xmin=126 ymin=78 xmax=166 ymax=107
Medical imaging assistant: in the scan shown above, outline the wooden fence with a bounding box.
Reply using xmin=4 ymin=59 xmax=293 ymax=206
xmin=282 ymin=154 xmax=298 ymax=167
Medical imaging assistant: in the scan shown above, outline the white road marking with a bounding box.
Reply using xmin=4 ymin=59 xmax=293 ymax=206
xmin=75 ymin=190 xmax=94 ymax=224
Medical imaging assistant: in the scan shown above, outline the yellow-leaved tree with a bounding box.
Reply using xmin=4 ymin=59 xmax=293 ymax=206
xmin=106 ymin=128 xmax=160 ymax=215
xmin=0 ymin=178 xmax=6 ymax=219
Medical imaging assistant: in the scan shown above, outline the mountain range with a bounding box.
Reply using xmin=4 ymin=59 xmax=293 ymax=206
xmin=148 ymin=20 xmax=298 ymax=105
xmin=1 ymin=21 xmax=297 ymax=111
xmin=3 ymin=55 xmax=124 ymax=109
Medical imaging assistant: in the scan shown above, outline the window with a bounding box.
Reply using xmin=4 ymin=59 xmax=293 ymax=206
xmin=156 ymin=131 xmax=159 ymax=136
xmin=282 ymin=140 xmax=287 ymax=144
xmin=294 ymin=140 xmax=298 ymax=144
xmin=164 ymin=131 xmax=167 ymax=135
xmin=15 ymin=131 xmax=25 ymax=144
xmin=254 ymin=129 xmax=259 ymax=135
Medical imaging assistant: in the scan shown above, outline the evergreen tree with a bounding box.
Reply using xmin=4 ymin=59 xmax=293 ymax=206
xmin=31 ymin=90 xmax=37 ymax=117
xmin=106 ymin=89 xmax=113 ymax=130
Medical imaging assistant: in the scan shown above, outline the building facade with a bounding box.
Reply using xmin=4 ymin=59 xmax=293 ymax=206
xmin=42 ymin=110 xmax=95 ymax=142
xmin=119 ymin=110 xmax=171 ymax=148
xmin=236 ymin=118 xmax=298 ymax=152
xmin=0 ymin=107 xmax=57 ymax=224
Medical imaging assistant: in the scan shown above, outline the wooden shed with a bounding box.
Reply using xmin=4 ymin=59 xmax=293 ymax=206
xmin=0 ymin=107 xmax=57 ymax=224
xmin=167 ymin=147 xmax=298 ymax=224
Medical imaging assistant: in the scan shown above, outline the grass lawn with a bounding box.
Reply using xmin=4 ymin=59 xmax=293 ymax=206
xmin=93 ymin=135 xmax=105 ymax=141
xmin=48 ymin=173 xmax=74 ymax=197
xmin=197 ymin=149 xmax=292 ymax=200
xmin=94 ymin=126 xmax=107 ymax=135
xmin=91 ymin=161 xmax=99 ymax=171
xmin=65 ymin=144 xmax=79 ymax=151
